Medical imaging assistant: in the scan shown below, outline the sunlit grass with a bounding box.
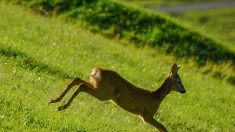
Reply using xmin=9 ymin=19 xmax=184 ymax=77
xmin=0 ymin=3 xmax=235 ymax=131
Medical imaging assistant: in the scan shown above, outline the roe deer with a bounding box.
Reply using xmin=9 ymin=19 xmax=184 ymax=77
xmin=49 ymin=63 xmax=186 ymax=132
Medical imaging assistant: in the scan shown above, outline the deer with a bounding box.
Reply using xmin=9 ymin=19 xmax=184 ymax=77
xmin=49 ymin=63 xmax=186 ymax=132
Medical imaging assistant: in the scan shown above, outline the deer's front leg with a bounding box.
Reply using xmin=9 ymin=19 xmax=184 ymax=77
xmin=57 ymin=83 xmax=94 ymax=111
xmin=142 ymin=115 xmax=168 ymax=132
xmin=49 ymin=78 xmax=87 ymax=103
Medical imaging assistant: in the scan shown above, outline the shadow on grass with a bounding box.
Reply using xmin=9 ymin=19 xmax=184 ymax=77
xmin=0 ymin=46 xmax=72 ymax=79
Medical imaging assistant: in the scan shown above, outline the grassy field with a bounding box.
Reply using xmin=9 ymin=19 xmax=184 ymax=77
xmin=1 ymin=3 xmax=235 ymax=132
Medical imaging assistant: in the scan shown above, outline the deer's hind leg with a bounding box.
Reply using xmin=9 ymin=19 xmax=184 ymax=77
xmin=57 ymin=83 xmax=96 ymax=111
xmin=49 ymin=77 xmax=88 ymax=103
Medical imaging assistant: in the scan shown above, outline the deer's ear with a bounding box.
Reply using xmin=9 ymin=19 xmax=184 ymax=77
xmin=169 ymin=63 xmax=178 ymax=77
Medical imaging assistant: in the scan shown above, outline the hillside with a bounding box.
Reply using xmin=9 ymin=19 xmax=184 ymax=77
xmin=1 ymin=3 xmax=235 ymax=132
xmin=10 ymin=0 xmax=235 ymax=85
xmin=15 ymin=0 xmax=235 ymax=65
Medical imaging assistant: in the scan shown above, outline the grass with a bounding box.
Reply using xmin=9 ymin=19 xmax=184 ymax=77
xmin=15 ymin=0 xmax=235 ymax=66
xmin=176 ymin=7 xmax=235 ymax=51
xmin=1 ymin=3 xmax=235 ymax=132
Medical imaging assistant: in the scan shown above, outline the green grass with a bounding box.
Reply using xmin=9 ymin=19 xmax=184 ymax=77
xmin=177 ymin=8 xmax=235 ymax=51
xmin=15 ymin=0 xmax=235 ymax=66
xmin=1 ymin=3 xmax=235 ymax=132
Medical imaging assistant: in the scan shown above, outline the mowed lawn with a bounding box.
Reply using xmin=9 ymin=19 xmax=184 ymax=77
xmin=0 ymin=3 xmax=235 ymax=132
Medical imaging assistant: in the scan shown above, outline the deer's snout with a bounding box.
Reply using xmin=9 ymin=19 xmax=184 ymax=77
xmin=180 ymin=89 xmax=186 ymax=94
xmin=178 ymin=85 xmax=186 ymax=94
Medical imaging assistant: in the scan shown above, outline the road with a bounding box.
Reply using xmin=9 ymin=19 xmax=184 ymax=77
xmin=147 ymin=1 xmax=235 ymax=13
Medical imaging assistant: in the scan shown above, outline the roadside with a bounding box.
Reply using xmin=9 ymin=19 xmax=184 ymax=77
xmin=146 ymin=1 xmax=235 ymax=52
xmin=147 ymin=1 xmax=235 ymax=13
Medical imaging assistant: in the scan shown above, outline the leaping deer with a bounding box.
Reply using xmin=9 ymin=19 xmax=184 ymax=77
xmin=49 ymin=63 xmax=186 ymax=132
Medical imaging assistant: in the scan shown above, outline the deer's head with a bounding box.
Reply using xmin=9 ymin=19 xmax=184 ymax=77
xmin=168 ymin=63 xmax=186 ymax=94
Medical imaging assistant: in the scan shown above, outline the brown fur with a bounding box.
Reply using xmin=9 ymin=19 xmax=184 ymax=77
xmin=50 ymin=63 xmax=186 ymax=132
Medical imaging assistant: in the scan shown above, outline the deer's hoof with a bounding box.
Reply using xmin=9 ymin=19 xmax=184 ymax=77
xmin=57 ymin=105 xmax=66 ymax=111
xmin=49 ymin=100 xmax=55 ymax=104
xmin=49 ymin=99 xmax=58 ymax=104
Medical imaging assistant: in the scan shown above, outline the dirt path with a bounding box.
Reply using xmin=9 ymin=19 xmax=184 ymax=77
xmin=147 ymin=1 xmax=235 ymax=13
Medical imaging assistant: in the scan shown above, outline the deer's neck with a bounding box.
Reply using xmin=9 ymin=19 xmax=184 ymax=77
xmin=154 ymin=78 xmax=171 ymax=103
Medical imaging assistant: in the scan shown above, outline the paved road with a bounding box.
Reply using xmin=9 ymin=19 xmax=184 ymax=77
xmin=147 ymin=1 xmax=235 ymax=13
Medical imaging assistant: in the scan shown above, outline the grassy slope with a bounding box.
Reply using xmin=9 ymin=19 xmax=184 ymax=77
xmin=177 ymin=8 xmax=235 ymax=51
xmin=18 ymin=0 xmax=235 ymax=66
xmin=1 ymin=3 xmax=235 ymax=132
